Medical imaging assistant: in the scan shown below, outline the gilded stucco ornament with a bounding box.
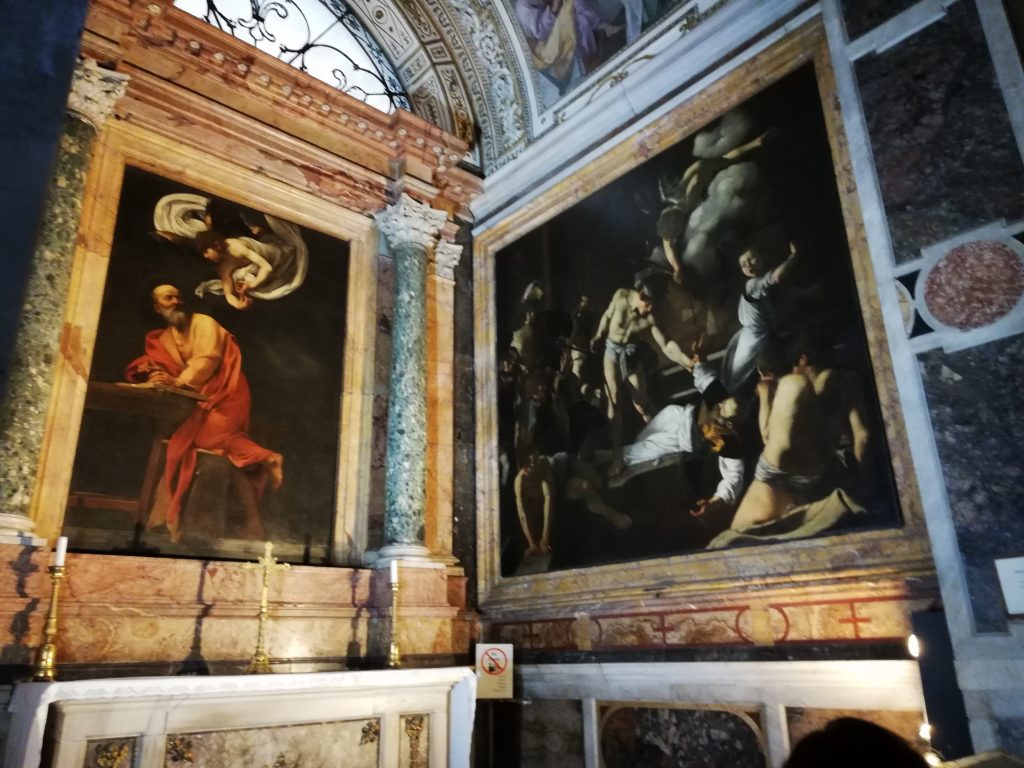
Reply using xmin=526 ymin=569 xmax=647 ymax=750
xmin=442 ymin=0 xmax=527 ymax=165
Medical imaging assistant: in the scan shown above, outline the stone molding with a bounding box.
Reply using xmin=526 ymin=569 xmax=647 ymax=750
xmin=80 ymin=0 xmax=483 ymax=217
xmin=377 ymin=194 xmax=449 ymax=252
xmin=431 ymin=240 xmax=464 ymax=280
xmin=12 ymin=667 xmax=474 ymax=704
xmin=0 ymin=513 xmax=36 ymax=536
xmin=67 ymin=58 xmax=129 ymax=130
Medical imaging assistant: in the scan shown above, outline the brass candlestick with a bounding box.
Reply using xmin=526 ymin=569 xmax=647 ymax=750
xmin=387 ymin=579 xmax=401 ymax=668
xmin=33 ymin=566 xmax=66 ymax=681
xmin=243 ymin=541 xmax=290 ymax=674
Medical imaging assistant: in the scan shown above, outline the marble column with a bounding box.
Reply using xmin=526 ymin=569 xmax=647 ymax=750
xmin=376 ymin=194 xmax=449 ymax=563
xmin=0 ymin=60 xmax=128 ymax=538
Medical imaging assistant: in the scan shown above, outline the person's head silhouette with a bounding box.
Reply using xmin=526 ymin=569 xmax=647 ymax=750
xmin=784 ymin=717 xmax=928 ymax=768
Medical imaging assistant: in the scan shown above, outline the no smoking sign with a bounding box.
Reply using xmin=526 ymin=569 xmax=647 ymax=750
xmin=475 ymin=643 xmax=513 ymax=699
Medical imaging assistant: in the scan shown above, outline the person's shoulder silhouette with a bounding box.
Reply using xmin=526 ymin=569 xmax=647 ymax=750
xmin=784 ymin=717 xmax=928 ymax=768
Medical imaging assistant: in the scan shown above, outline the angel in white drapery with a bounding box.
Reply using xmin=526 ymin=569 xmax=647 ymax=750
xmin=153 ymin=193 xmax=308 ymax=309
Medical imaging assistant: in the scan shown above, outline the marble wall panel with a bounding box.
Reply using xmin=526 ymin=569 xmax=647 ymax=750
xmin=599 ymin=705 xmax=766 ymax=768
xmin=919 ymin=335 xmax=1024 ymax=633
xmin=839 ymin=0 xmax=918 ymax=42
xmin=452 ymin=225 xmax=476 ymax=597
xmin=856 ymin=1 xmax=1024 ymax=264
xmin=371 ymin=254 xmax=396 ymax=551
xmin=164 ymin=718 xmax=380 ymax=768
xmin=0 ymin=543 xmax=48 ymax=666
xmin=786 ymin=706 xmax=924 ymax=750
xmin=520 ymin=700 xmax=584 ymax=768
xmin=0 ymin=546 xmax=469 ymax=666
xmin=492 ymin=587 xmax=924 ymax=652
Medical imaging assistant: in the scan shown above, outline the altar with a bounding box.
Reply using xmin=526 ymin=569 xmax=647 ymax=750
xmin=5 ymin=667 xmax=476 ymax=767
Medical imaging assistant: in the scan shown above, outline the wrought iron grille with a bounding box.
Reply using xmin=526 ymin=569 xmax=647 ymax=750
xmin=175 ymin=0 xmax=411 ymax=113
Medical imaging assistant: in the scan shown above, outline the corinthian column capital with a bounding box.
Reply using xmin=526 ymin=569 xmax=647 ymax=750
xmin=431 ymin=240 xmax=464 ymax=281
xmin=377 ymin=194 xmax=449 ymax=252
xmin=67 ymin=59 xmax=129 ymax=130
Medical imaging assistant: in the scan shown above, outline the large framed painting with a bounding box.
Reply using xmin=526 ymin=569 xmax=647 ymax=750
xmin=475 ymin=23 xmax=927 ymax=603
xmin=37 ymin=122 xmax=379 ymax=564
xmin=64 ymin=166 xmax=347 ymax=562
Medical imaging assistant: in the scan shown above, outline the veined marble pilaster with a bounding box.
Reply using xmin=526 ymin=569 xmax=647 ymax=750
xmin=0 ymin=59 xmax=126 ymax=537
xmin=376 ymin=195 xmax=449 ymax=557
xmin=425 ymin=239 xmax=463 ymax=563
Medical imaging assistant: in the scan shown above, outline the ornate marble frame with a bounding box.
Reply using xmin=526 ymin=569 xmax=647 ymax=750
xmin=30 ymin=119 xmax=378 ymax=564
xmin=473 ymin=21 xmax=934 ymax=618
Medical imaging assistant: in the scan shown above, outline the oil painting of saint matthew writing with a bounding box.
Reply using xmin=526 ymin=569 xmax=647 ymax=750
xmin=494 ymin=65 xmax=902 ymax=576
xmin=65 ymin=167 xmax=348 ymax=563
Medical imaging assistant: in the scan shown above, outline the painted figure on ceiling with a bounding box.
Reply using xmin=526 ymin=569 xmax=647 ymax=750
xmin=516 ymin=0 xmax=620 ymax=91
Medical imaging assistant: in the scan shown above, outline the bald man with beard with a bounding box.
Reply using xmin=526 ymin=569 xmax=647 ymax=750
xmin=126 ymin=284 xmax=283 ymax=541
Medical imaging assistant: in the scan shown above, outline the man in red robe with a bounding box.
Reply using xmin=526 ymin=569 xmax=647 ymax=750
xmin=125 ymin=284 xmax=283 ymax=541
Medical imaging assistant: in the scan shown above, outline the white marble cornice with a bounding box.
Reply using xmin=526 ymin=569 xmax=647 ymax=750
xmin=67 ymin=58 xmax=129 ymax=130
xmin=377 ymin=193 xmax=449 ymax=251
xmin=431 ymin=240 xmax=464 ymax=280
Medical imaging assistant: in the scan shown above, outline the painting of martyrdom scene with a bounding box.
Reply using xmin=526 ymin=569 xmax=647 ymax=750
xmin=494 ymin=64 xmax=902 ymax=576
xmin=64 ymin=166 xmax=348 ymax=563
xmin=514 ymin=0 xmax=713 ymax=107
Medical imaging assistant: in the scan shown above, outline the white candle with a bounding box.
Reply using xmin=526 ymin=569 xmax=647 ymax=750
xmin=390 ymin=559 xmax=399 ymax=584
xmin=54 ymin=536 xmax=68 ymax=567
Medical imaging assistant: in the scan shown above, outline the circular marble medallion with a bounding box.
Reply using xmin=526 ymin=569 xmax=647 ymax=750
xmin=921 ymin=239 xmax=1024 ymax=330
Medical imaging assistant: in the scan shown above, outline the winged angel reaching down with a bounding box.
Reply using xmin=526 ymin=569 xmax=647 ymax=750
xmin=153 ymin=193 xmax=309 ymax=309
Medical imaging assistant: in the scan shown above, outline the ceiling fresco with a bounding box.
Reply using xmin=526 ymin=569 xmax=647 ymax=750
xmin=173 ymin=0 xmax=733 ymax=171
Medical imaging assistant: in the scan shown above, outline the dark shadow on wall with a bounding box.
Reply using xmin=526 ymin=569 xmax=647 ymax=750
xmin=0 ymin=1 xmax=89 ymax=397
xmin=1 ymin=545 xmax=43 ymax=668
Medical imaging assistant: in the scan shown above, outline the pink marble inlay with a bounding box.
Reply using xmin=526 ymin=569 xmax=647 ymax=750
xmin=923 ymin=240 xmax=1024 ymax=330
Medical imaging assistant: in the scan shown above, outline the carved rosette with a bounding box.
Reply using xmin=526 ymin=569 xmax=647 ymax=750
xmin=377 ymin=194 xmax=449 ymax=253
xmin=67 ymin=58 xmax=129 ymax=131
xmin=431 ymin=240 xmax=464 ymax=281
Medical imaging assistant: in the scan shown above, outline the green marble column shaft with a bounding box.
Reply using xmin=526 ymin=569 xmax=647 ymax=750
xmin=376 ymin=195 xmax=448 ymax=550
xmin=384 ymin=240 xmax=429 ymax=545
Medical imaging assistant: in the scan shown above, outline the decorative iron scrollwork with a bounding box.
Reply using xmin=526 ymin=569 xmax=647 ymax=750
xmin=176 ymin=0 xmax=411 ymax=112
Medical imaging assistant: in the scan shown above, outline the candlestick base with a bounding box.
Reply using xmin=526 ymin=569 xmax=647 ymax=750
xmin=387 ymin=580 xmax=401 ymax=668
xmin=387 ymin=640 xmax=402 ymax=669
xmin=32 ymin=565 xmax=66 ymax=682
xmin=246 ymin=651 xmax=272 ymax=675
xmin=33 ymin=643 xmax=57 ymax=682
